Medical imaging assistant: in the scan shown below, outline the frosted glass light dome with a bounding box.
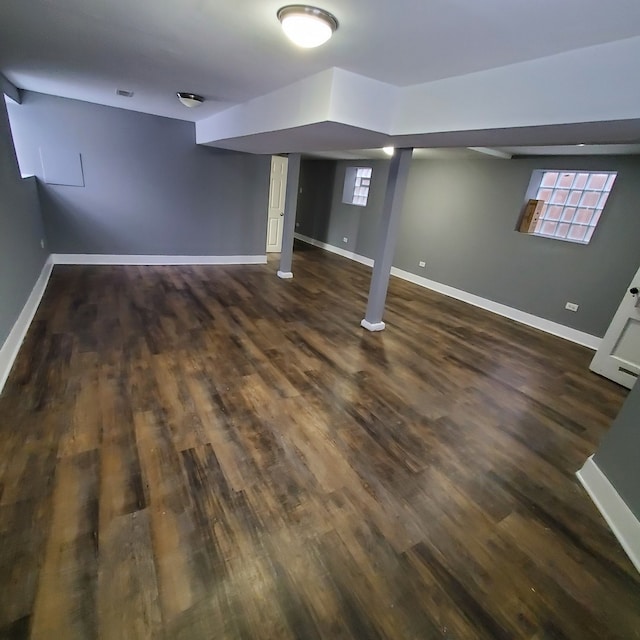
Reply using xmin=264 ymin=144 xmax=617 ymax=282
xmin=277 ymin=6 xmax=338 ymax=48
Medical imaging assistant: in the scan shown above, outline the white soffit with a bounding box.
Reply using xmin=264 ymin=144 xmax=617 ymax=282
xmin=304 ymin=144 xmax=640 ymax=162
xmin=496 ymin=144 xmax=640 ymax=157
xmin=196 ymin=36 xmax=640 ymax=153
xmin=305 ymin=148 xmax=501 ymax=161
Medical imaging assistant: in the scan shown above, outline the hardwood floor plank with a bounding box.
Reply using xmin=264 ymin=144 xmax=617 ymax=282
xmin=0 ymin=244 xmax=638 ymax=638
xmin=133 ymin=410 xmax=195 ymax=623
xmin=0 ymin=498 xmax=50 ymax=630
xmin=97 ymin=510 xmax=162 ymax=640
xmin=30 ymin=451 xmax=99 ymax=640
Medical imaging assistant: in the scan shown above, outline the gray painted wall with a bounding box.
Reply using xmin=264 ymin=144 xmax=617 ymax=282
xmin=298 ymin=155 xmax=640 ymax=338
xmin=0 ymin=95 xmax=48 ymax=348
xmin=6 ymin=92 xmax=271 ymax=256
xmin=296 ymin=159 xmax=335 ymax=242
xmin=298 ymin=159 xmax=389 ymax=259
xmin=594 ymin=381 xmax=640 ymax=520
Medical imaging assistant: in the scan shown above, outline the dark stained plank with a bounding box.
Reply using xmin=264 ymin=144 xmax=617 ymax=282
xmin=29 ymin=450 xmax=99 ymax=639
xmin=0 ymin=243 xmax=638 ymax=639
xmin=97 ymin=510 xmax=162 ymax=640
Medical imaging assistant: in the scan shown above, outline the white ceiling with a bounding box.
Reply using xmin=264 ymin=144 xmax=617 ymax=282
xmin=2 ymin=0 xmax=640 ymax=123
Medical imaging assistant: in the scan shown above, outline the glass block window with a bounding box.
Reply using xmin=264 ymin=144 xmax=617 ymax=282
xmin=532 ymin=171 xmax=616 ymax=244
xmin=342 ymin=167 xmax=372 ymax=207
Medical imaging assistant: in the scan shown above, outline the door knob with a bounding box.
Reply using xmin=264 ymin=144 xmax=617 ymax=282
xmin=280 ymin=212 xmax=284 ymax=216
xmin=630 ymin=287 xmax=639 ymax=296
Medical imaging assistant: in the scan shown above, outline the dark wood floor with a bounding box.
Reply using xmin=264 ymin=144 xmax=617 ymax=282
xmin=0 ymin=243 xmax=638 ymax=639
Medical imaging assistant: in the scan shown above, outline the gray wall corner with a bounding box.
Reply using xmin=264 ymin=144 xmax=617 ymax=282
xmin=0 ymin=94 xmax=48 ymax=348
xmin=593 ymin=381 xmax=640 ymax=521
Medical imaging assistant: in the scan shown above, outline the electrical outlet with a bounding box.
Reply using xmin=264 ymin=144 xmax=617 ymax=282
xmin=418 ymin=260 xmax=426 ymax=268
xmin=342 ymin=237 xmax=348 ymax=243
xmin=565 ymin=302 xmax=579 ymax=312
xmin=40 ymin=239 xmax=45 ymax=249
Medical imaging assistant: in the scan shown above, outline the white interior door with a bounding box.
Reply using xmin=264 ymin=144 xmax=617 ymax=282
xmin=266 ymin=155 xmax=288 ymax=252
xmin=590 ymin=264 xmax=640 ymax=388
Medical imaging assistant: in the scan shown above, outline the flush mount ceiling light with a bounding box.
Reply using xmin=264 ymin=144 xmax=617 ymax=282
xmin=277 ymin=5 xmax=338 ymax=48
xmin=382 ymin=146 xmax=394 ymax=156
xmin=177 ymin=92 xmax=204 ymax=108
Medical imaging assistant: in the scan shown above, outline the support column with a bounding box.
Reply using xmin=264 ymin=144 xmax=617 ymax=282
xmin=361 ymin=147 xmax=413 ymax=331
xmin=277 ymin=153 xmax=301 ymax=279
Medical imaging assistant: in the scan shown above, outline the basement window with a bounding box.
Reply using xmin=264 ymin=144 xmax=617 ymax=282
xmin=525 ymin=170 xmax=617 ymax=244
xmin=342 ymin=166 xmax=372 ymax=207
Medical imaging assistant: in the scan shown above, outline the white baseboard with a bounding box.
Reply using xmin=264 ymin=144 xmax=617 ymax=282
xmin=389 ymin=266 xmax=601 ymax=349
xmin=0 ymin=256 xmax=54 ymax=394
xmin=295 ymin=233 xmax=374 ymax=268
xmin=51 ymin=254 xmax=267 ymax=265
xmin=294 ymin=233 xmax=601 ymax=350
xmin=0 ymin=253 xmax=267 ymax=393
xmin=577 ymin=456 xmax=640 ymax=574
